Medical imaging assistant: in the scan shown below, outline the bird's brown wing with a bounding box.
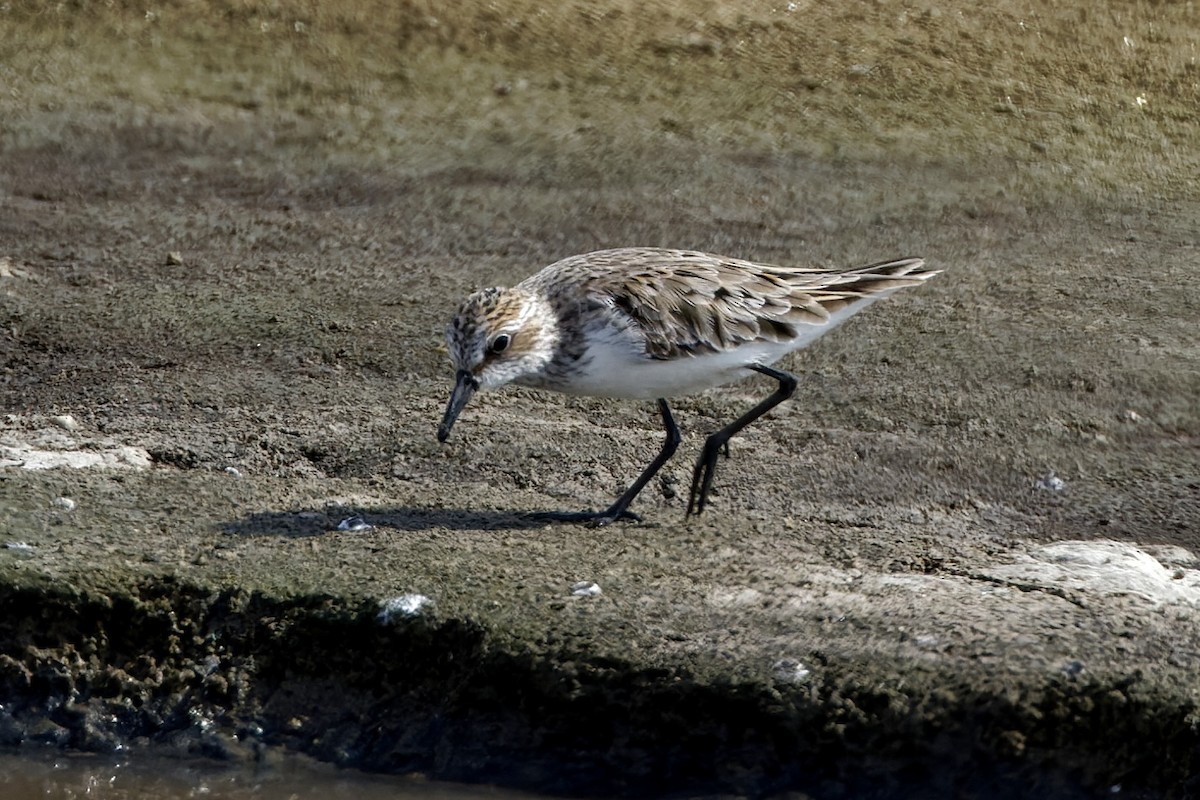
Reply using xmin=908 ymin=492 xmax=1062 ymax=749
xmin=550 ymin=248 xmax=936 ymax=359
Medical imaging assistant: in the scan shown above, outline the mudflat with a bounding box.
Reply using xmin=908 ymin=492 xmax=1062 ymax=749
xmin=1 ymin=2 xmax=1197 ymax=797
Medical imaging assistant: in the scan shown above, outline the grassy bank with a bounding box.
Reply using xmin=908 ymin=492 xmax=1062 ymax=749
xmin=2 ymin=0 xmax=1197 ymax=198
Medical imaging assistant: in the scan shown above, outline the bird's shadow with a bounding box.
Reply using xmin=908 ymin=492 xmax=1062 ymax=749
xmin=223 ymin=505 xmax=568 ymax=538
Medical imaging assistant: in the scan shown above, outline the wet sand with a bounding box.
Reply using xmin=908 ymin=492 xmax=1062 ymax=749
xmin=0 ymin=746 xmax=543 ymax=800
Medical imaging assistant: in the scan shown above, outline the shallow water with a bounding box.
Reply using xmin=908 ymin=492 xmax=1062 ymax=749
xmin=0 ymin=747 xmax=546 ymax=800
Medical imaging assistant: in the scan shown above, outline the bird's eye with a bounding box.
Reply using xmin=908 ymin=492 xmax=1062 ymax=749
xmin=489 ymin=333 xmax=511 ymax=354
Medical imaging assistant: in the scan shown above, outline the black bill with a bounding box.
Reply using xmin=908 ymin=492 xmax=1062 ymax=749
xmin=437 ymin=369 xmax=479 ymax=442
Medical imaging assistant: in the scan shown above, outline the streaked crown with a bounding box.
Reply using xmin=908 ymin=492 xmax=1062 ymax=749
xmin=445 ymin=287 xmax=558 ymax=390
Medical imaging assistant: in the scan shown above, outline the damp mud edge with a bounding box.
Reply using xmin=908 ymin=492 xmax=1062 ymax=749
xmin=0 ymin=565 xmax=1196 ymax=799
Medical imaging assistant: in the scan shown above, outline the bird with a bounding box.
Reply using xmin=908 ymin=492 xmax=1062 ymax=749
xmin=437 ymin=247 xmax=939 ymax=525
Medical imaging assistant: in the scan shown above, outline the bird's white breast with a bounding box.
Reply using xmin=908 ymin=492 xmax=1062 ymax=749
xmin=542 ymin=290 xmax=894 ymax=400
xmin=573 ymin=340 xmax=796 ymax=399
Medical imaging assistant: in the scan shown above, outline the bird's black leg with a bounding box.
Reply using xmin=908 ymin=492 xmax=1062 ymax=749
xmin=534 ymin=399 xmax=681 ymax=526
xmin=687 ymin=364 xmax=797 ymax=516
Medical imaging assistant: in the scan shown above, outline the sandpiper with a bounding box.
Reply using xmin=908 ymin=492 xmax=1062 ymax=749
xmin=438 ymin=247 xmax=939 ymax=524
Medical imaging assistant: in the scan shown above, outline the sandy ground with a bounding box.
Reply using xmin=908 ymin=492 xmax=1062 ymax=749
xmin=1 ymin=1 xmax=1198 ymax=797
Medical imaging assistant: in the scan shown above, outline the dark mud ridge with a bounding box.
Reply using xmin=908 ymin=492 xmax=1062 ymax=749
xmin=0 ymin=577 xmax=1193 ymax=799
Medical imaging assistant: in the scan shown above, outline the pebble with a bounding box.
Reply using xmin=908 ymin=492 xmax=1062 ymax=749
xmin=51 ymin=414 xmax=79 ymax=432
xmin=53 ymin=497 xmax=76 ymax=511
xmin=771 ymin=658 xmax=812 ymax=684
xmin=571 ymin=581 xmax=602 ymax=597
xmin=1034 ymin=471 xmax=1066 ymax=492
xmin=336 ymin=515 xmax=372 ymax=532
xmin=377 ymin=594 xmax=432 ymax=623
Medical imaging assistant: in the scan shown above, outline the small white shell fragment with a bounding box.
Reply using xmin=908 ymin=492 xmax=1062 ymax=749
xmin=913 ymin=634 xmax=941 ymax=650
xmin=336 ymin=515 xmax=372 ymax=532
xmin=771 ymin=658 xmax=812 ymax=684
xmin=1033 ymin=471 xmax=1066 ymax=491
xmin=377 ymin=594 xmax=432 ymax=623
xmin=51 ymin=414 xmax=80 ymax=432
xmin=224 ymin=466 xmax=244 ymax=479
xmin=571 ymin=581 xmax=602 ymax=597
xmin=52 ymin=497 xmax=76 ymax=511
xmin=4 ymin=541 xmax=34 ymax=551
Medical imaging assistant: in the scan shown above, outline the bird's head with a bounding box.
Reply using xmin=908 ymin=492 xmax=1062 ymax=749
xmin=437 ymin=286 xmax=558 ymax=442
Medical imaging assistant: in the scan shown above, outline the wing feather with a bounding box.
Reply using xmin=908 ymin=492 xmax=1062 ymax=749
xmin=525 ymin=248 xmax=938 ymax=360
